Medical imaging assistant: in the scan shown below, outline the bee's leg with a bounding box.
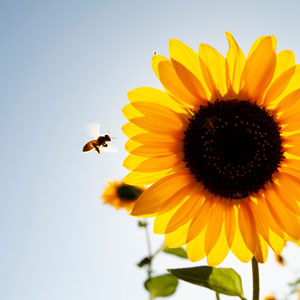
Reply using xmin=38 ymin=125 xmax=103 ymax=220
xmin=102 ymin=143 xmax=108 ymax=147
xmin=93 ymin=143 xmax=101 ymax=154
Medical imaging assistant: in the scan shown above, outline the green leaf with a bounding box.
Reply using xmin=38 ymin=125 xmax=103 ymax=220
xmin=168 ymin=266 xmax=246 ymax=299
xmin=144 ymin=274 xmax=178 ymax=298
xmin=163 ymin=246 xmax=188 ymax=259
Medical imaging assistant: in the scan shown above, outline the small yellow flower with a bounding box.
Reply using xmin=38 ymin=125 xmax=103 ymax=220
xmin=102 ymin=180 xmax=145 ymax=212
xmin=264 ymin=296 xmax=276 ymax=300
xmin=122 ymin=33 xmax=300 ymax=266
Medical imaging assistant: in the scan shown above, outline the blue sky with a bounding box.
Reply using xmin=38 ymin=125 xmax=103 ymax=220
xmin=1 ymin=0 xmax=300 ymax=299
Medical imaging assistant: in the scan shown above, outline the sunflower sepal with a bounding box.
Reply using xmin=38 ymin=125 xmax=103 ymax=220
xmin=137 ymin=220 xmax=147 ymax=227
xmin=163 ymin=245 xmax=188 ymax=259
xmin=168 ymin=266 xmax=246 ymax=299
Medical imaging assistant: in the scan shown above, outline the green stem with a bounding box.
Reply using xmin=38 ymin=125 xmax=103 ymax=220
xmin=144 ymin=221 xmax=154 ymax=300
xmin=152 ymin=242 xmax=165 ymax=259
xmin=216 ymin=292 xmax=220 ymax=300
xmin=251 ymin=257 xmax=260 ymax=300
xmin=144 ymin=223 xmax=152 ymax=266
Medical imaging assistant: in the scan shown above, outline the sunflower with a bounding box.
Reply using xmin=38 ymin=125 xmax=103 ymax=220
xmin=102 ymin=180 xmax=144 ymax=212
xmin=122 ymin=33 xmax=300 ymax=266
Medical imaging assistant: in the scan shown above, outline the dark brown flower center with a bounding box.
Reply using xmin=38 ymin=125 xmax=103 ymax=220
xmin=183 ymin=99 xmax=284 ymax=199
xmin=117 ymin=184 xmax=143 ymax=201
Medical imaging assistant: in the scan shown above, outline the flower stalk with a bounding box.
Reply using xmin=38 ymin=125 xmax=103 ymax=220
xmin=252 ymin=257 xmax=260 ymax=300
xmin=143 ymin=221 xmax=154 ymax=300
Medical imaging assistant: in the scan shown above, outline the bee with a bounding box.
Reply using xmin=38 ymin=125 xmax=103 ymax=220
xmin=231 ymin=191 xmax=244 ymax=199
xmin=82 ymin=123 xmax=117 ymax=155
xmin=203 ymin=116 xmax=218 ymax=129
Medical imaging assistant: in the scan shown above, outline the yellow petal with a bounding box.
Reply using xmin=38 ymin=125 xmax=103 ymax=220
xmin=130 ymin=101 xmax=185 ymax=126
xmin=225 ymin=32 xmax=246 ymax=96
xmin=247 ymin=35 xmax=276 ymax=57
xmin=166 ymin=191 xmax=204 ymax=233
xmin=123 ymin=154 xmax=147 ymax=171
xmin=241 ymin=36 xmax=276 ymax=101
xmin=186 ymin=197 xmax=215 ymax=243
xmin=130 ymin=132 xmax=178 ymax=147
xmin=131 ymin=172 xmax=193 ymax=216
xmin=169 ymin=38 xmax=210 ymax=99
xmin=249 ymin=199 xmax=270 ymax=244
xmin=153 ymin=184 xmax=194 ymax=234
xmin=284 ymin=120 xmax=300 ymax=132
xmin=158 ymin=183 xmax=202 ymax=215
xmin=199 ymin=44 xmax=227 ymax=99
xmin=256 ymin=193 xmax=284 ymax=238
xmin=205 ymin=200 xmax=224 ymax=254
xmin=154 ymin=202 xmax=184 ymax=234
xmin=171 ymin=59 xmax=208 ymax=103
xmin=128 ymin=133 xmax=181 ymax=158
xmin=281 ymin=167 xmax=300 ymax=179
xmin=284 ymin=158 xmax=300 ymax=170
xmin=207 ymin=224 xmax=229 ymax=266
xmin=254 ymin=235 xmax=269 ymax=263
xmin=269 ymin=183 xmax=300 ymax=216
xmin=130 ymin=144 xmax=180 ymax=158
xmin=231 ymin=207 xmax=253 ymax=263
xmin=123 ymin=169 xmax=171 ymax=185
xmin=269 ymin=64 xmax=300 ymax=105
xmin=238 ymin=201 xmax=258 ymax=253
xmin=278 ymin=99 xmax=300 ymax=125
xmin=130 ymin=116 xmax=182 ymax=135
xmin=125 ymin=103 xmax=184 ymax=130
xmin=132 ymin=156 xmax=182 ymax=172
xmin=285 ymin=145 xmax=300 ymax=157
xmin=274 ymin=89 xmax=300 ymax=114
xmin=122 ymin=122 xmax=146 ymax=138
xmin=152 ymin=55 xmax=201 ymax=107
xmin=272 ymin=50 xmax=295 ymax=82
xmin=127 ymin=87 xmax=186 ymax=114
xmin=265 ymin=190 xmax=300 ymax=240
xmin=264 ymin=66 xmax=296 ymax=106
xmin=122 ymin=102 xmax=143 ymax=118
xmin=284 ymin=132 xmax=300 ymax=146
xmin=278 ymin=171 xmax=300 ymax=191
xmin=125 ymin=139 xmax=142 ymax=152
xmin=251 ymin=197 xmax=284 ymax=254
xmin=152 ymin=54 xmax=167 ymax=78
xmin=186 ymin=227 xmax=207 ymax=262
xmin=165 ymin=221 xmax=191 ymax=248
xmin=268 ymin=230 xmax=285 ymax=254
xmin=224 ymin=202 xmax=236 ymax=247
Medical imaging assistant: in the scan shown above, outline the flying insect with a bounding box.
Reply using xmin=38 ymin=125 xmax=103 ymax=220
xmin=82 ymin=123 xmax=117 ymax=155
xmin=203 ymin=116 xmax=218 ymax=130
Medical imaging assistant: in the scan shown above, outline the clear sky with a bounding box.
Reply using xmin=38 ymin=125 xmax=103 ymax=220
xmin=1 ymin=0 xmax=300 ymax=299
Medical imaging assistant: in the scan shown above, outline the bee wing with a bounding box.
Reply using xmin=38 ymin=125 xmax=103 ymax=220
xmin=102 ymin=145 xmax=118 ymax=153
xmin=85 ymin=123 xmax=100 ymax=138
